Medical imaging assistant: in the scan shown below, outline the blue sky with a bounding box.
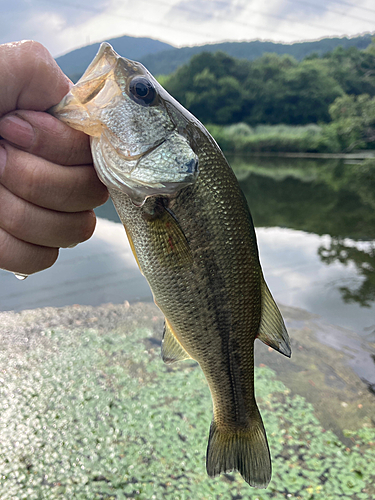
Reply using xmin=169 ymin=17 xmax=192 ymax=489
xmin=0 ymin=0 xmax=374 ymax=57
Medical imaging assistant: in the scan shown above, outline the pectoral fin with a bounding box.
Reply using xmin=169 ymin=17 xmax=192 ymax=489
xmin=144 ymin=202 xmax=193 ymax=268
xmin=257 ymin=276 xmax=291 ymax=357
xmin=161 ymin=318 xmax=192 ymax=364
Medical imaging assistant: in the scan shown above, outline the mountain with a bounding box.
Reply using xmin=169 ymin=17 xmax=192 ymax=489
xmin=56 ymin=33 xmax=374 ymax=81
xmin=55 ymin=35 xmax=174 ymax=82
xmin=140 ymin=34 xmax=374 ymax=75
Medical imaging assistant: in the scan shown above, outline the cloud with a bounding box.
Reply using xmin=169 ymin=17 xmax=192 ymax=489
xmin=0 ymin=0 xmax=111 ymax=55
xmin=0 ymin=0 xmax=374 ymax=58
xmin=276 ymin=0 xmax=334 ymax=20
xmin=166 ymin=0 xmax=247 ymax=23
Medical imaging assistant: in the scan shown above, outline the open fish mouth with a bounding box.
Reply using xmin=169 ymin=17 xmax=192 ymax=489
xmin=50 ymin=42 xmax=199 ymax=205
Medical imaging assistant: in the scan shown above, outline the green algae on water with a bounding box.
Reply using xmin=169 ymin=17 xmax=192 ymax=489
xmin=0 ymin=305 xmax=374 ymax=499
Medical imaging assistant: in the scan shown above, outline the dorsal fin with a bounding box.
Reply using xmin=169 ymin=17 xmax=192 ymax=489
xmin=161 ymin=318 xmax=192 ymax=364
xmin=257 ymin=276 xmax=291 ymax=358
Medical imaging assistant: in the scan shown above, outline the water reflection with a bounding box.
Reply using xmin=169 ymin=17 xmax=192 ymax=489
xmin=257 ymin=228 xmax=375 ymax=339
xmin=232 ymin=156 xmax=375 ymax=240
xmin=231 ymin=155 xmax=375 ymax=337
xmin=318 ymin=238 xmax=375 ymax=308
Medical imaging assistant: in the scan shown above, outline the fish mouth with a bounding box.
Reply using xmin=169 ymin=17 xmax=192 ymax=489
xmin=50 ymin=41 xmax=199 ymax=205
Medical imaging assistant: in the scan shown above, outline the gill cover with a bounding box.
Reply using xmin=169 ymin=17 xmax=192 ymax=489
xmin=51 ymin=43 xmax=198 ymax=205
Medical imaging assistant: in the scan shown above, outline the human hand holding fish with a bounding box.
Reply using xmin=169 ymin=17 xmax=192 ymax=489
xmin=51 ymin=43 xmax=291 ymax=488
xmin=0 ymin=40 xmax=108 ymax=276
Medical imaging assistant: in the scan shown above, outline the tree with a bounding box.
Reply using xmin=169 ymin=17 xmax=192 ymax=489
xmin=327 ymin=94 xmax=375 ymax=151
xmin=164 ymin=51 xmax=249 ymax=124
xmin=244 ymin=56 xmax=343 ymax=125
xmin=323 ymin=43 xmax=375 ymax=97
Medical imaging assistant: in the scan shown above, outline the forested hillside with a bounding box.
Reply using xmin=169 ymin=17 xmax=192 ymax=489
xmin=56 ymin=34 xmax=375 ymax=153
xmin=56 ymin=35 xmax=173 ymax=83
xmin=163 ymin=43 xmax=375 ymax=126
xmin=142 ymin=34 xmax=374 ymax=76
xmin=160 ymin=41 xmax=375 ymax=152
xmin=57 ymin=33 xmax=374 ymax=83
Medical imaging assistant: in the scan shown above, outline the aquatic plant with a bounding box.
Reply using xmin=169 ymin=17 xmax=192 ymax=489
xmin=0 ymin=324 xmax=374 ymax=499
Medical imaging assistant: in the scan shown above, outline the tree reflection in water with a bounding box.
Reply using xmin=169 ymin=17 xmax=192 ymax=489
xmin=235 ymin=155 xmax=375 ymax=309
xmin=318 ymin=238 xmax=375 ymax=307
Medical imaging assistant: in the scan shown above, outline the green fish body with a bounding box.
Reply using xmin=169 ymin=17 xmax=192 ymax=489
xmin=51 ymin=43 xmax=291 ymax=488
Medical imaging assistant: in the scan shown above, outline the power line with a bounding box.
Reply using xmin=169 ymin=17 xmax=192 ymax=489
xmin=153 ymin=0 xmax=348 ymax=37
xmin=38 ymin=0 xmax=315 ymax=52
xmin=287 ymin=0 xmax=375 ymax=24
xmin=327 ymin=0 xmax=375 ymax=15
xmin=37 ymin=0 xmax=374 ymax=58
xmin=192 ymin=0 xmax=375 ymax=19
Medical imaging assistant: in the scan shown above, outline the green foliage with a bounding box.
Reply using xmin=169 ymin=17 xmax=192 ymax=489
xmin=159 ymin=39 xmax=375 ymax=143
xmin=325 ymin=94 xmax=375 ymax=151
xmin=244 ymin=56 xmax=343 ymax=126
xmin=207 ymin=123 xmax=340 ymax=154
xmin=0 ymin=325 xmax=374 ymax=498
xmin=163 ymin=52 xmax=343 ymax=127
xmin=164 ymin=51 xmax=250 ymax=124
xmin=323 ymin=43 xmax=375 ymax=97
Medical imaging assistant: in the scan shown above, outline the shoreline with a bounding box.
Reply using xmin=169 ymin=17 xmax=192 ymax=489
xmin=229 ymin=151 xmax=375 ymax=159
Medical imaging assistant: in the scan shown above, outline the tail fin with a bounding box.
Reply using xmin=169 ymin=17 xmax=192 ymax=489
xmin=206 ymin=409 xmax=271 ymax=488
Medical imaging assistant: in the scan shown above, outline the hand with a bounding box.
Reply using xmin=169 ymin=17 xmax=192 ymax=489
xmin=0 ymin=41 xmax=108 ymax=275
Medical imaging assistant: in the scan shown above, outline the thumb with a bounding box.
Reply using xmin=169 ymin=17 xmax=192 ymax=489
xmin=0 ymin=40 xmax=71 ymax=118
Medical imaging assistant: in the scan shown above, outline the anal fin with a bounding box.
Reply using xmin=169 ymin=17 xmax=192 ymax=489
xmin=161 ymin=318 xmax=192 ymax=364
xmin=257 ymin=276 xmax=291 ymax=358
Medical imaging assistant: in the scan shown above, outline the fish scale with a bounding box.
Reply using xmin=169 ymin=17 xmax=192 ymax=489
xmin=51 ymin=42 xmax=291 ymax=489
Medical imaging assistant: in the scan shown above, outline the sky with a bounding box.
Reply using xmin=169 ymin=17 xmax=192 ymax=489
xmin=0 ymin=0 xmax=374 ymax=57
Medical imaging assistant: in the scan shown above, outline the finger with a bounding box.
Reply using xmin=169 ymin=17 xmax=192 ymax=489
xmin=0 ymin=227 xmax=58 ymax=275
xmin=0 ymin=184 xmax=97 ymax=248
xmin=0 ymin=110 xmax=93 ymax=166
xmin=0 ymin=142 xmax=108 ymax=212
xmin=0 ymin=41 xmax=70 ymax=117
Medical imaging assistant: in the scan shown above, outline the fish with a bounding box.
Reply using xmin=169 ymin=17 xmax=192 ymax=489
xmin=51 ymin=42 xmax=291 ymax=488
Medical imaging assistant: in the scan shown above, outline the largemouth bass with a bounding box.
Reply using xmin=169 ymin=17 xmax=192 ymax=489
xmin=51 ymin=43 xmax=291 ymax=488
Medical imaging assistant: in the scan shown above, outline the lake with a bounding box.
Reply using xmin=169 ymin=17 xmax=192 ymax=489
xmin=1 ymin=155 xmax=373 ymax=342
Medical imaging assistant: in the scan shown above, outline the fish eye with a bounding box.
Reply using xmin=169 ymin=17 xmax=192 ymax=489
xmin=129 ymin=77 xmax=156 ymax=106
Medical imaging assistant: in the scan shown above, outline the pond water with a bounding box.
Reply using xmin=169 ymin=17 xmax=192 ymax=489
xmin=232 ymin=155 xmax=375 ymax=342
xmin=1 ymin=155 xmax=374 ymax=343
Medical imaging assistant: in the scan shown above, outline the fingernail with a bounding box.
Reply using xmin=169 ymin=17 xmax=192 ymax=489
xmin=0 ymin=115 xmax=34 ymax=149
xmin=0 ymin=145 xmax=7 ymax=178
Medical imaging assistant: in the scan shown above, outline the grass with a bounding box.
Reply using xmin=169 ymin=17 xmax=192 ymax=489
xmin=0 ymin=323 xmax=374 ymax=499
xmin=207 ymin=123 xmax=341 ymax=154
